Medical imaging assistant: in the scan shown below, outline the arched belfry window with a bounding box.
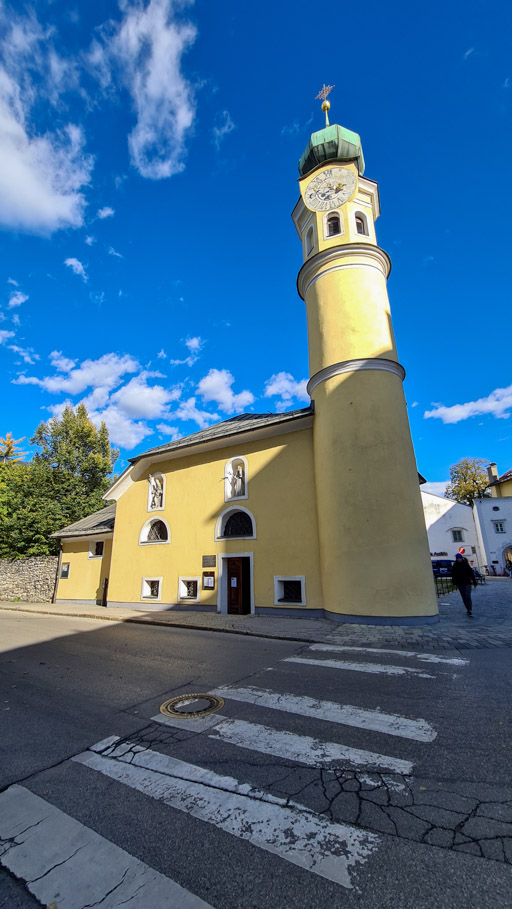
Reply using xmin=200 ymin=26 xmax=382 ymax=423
xmin=148 ymin=473 xmax=164 ymax=510
xmin=215 ymin=506 xmax=256 ymax=541
xmin=326 ymin=213 xmax=341 ymax=237
xmin=139 ymin=517 xmax=170 ymax=544
xmin=224 ymin=456 xmax=248 ymax=502
xmin=355 ymin=212 xmax=369 ymax=236
xmin=305 ymin=226 xmax=314 ymax=257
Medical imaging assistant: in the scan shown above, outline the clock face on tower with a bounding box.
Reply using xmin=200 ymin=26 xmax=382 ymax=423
xmin=304 ymin=167 xmax=357 ymax=212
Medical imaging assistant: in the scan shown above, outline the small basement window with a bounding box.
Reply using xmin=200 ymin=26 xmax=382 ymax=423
xmin=60 ymin=562 xmax=70 ymax=579
xmin=274 ymin=576 xmax=306 ymax=606
xmin=178 ymin=577 xmax=200 ymax=601
xmin=89 ymin=540 xmax=104 ymax=558
xmin=141 ymin=577 xmax=161 ymax=600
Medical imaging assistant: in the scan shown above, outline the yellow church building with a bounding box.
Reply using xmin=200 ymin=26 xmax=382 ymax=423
xmin=53 ymin=99 xmax=439 ymax=626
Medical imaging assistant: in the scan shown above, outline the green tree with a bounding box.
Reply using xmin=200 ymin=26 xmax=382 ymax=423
xmin=0 ymin=405 xmax=118 ymax=558
xmin=445 ymin=457 xmax=491 ymax=506
xmin=0 ymin=432 xmax=26 ymax=463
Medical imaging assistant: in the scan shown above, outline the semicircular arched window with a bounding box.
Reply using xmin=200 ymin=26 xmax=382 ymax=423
xmin=223 ymin=511 xmax=254 ymax=537
xmin=140 ymin=517 xmax=170 ymax=544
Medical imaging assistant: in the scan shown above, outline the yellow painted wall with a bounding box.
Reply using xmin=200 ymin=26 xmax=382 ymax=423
xmin=56 ymin=537 xmax=113 ymax=602
xmin=494 ymin=478 xmax=512 ymax=498
xmin=108 ymin=428 xmax=323 ymax=610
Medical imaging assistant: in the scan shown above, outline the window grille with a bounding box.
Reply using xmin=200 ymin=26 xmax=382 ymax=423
xmin=147 ymin=520 xmax=168 ymax=542
xmin=184 ymin=581 xmax=198 ymax=598
xmin=224 ymin=512 xmax=253 ymax=537
xmin=148 ymin=580 xmax=160 ymax=598
xmin=278 ymin=580 xmax=302 ymax=603
xmin=326 ymin=214 xmax=341 ymax=237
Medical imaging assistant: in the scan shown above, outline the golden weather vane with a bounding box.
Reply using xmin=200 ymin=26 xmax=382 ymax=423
xmin=315 ymin=84 xmax=335 ymax=126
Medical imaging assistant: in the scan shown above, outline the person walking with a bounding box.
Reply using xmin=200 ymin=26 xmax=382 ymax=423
xmin=451 ymin=553 xmax=477 ymax=616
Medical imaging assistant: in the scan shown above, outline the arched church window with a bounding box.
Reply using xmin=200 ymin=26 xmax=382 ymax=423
xmin=139 ymin=517 xmax=170 ymax=544
xmin=224 ymin=511 xmax=254 ymax=537
xmin=355 ymin=213 xmax=368 ymax=236
xmin=305 ymin=227 xmax=314 ymax=256
xmin=215 ymin=506 xmax=256 ymax=540
xmin=224 ymin=456 xmax=248 ymax=501
xmin=326 ymin=213 xmax=341 ymax=237
xmin=148 ymin=473 xmax=164 ymax=510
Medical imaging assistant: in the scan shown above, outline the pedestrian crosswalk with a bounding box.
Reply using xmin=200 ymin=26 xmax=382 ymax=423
xmin=0 ymin=642 xmax=470 ymax=907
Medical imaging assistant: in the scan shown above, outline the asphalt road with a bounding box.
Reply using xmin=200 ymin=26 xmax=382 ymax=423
xmin=0 ymin=612 xmax=511 ymax=908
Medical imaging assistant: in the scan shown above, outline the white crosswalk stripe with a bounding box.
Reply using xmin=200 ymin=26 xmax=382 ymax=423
xmin=308 ymin=643 xmax=469 ymax=665
xmin=0 ymin=785 xmax=213 ymax=909
xmin=212 ymin=685 xmax=437 ymax=741
xmin=282 ymin=656 xmax=435 ymax=677
xmin=74 ymin=738 xmax=380 ymax=888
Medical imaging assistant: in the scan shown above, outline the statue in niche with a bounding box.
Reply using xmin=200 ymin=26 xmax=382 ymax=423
xmin=232 ymin=464 xmax=245 ymax=497
xmin=149 ymin=474 xmax=163 ymax=509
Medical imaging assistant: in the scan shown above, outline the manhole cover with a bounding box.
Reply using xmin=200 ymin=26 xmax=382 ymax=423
xmin=160 ymin=693 xmax=224 ymax=719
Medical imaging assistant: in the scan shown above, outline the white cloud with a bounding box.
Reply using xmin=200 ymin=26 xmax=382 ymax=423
xmin=185 ymin=336 xmax=203 ymax=353
xmin=11 ymin=314 xmax=20 ymax=326
xmin=90 ymin=0 xmax=197 ymax=179
xmin=0 ymin=329 xmax=15 ymax=343
xmin=156 ymin=422 xmax=181 ymax=439
xmin=170 ymin=335 xmax=204 ymax=367
xmin=264 ymin=371 xmax=309 ymax=410
xmin=108 ymin=246 xmax=123 ymax=258
xmin=212 ymin=110 xmax=235 ymax=149
xmin=422 ymin=481 xmax=450 ymax=497
xmin=0 ymin=10 xmax=92 ymax=234
xmin=7 ymin=277 xmax=18 ymax=286
xmin=64 ymin=257 xmax=87 ymax=281
xmin=424 ymin=384 xmax=512 ymax=424
xmin=89 ymin=404 xmax=153 ymax=449
xmin=97 ymin=206 xmax=114 ymax=219
xmin=13 ymin=351 xmax=139 ymax=395
xmin=410 ymin=401 xmax=419 ymax=408
xmin=85 ymin=235 xmax=96 ymax=245
xmin=109 ymin=373 xmax=180 ymax=419
xmin=157 ymin=348 xmax=167 ymax=359
xmin=463 ymin=47 xmax=475 ymax=60
xmin=174 ymin=396 xmax=219 ymax=429
xmin=49 ymin=350 xmax=77 ymax=372
xmin=8 ymin=290 xmax=28 ymax=308
xmin=197 ymin=368 xmax=254 ymax=414
xmin=8 ymin=343 xmax=39 ymax=364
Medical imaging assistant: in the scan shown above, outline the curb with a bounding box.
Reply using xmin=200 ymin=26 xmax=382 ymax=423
xmin=0 ymin=604 xmax=322 ymax=645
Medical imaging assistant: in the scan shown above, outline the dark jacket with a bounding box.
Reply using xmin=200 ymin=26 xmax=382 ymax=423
xmin=451 ymin=559 xmax=476 ymax=587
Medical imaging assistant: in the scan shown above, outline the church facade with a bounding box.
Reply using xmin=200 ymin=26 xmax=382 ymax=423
xmin=54 ymin=105 xmax=438 ymax=625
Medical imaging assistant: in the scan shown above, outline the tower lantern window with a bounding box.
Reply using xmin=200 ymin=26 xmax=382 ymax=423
xmin=355 ymin=214 xmax=368 ymax=236
xmin=326 ymin=213 xmax=341 ymax=237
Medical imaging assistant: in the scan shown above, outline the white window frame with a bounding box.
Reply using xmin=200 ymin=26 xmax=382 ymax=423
xmin=305 ymin=225 xmax=315 ymax=257
xmin=451 ymin=529 xmax=464 ymax=543
xmin=493 ymin=521 xmax=506 ymax=533
xmin=354 ymin=211 xmax=369 ymax=236
xmin=88 ymin=539 xmax=105 ymax=559
xmin=141 ymin=577 xmax=162 ymax=601
xmin=139 ymin=517 xmax=171 ymax=546
xmin=178 ymin=576 xmax=200 ymax=602
xmin=273 ymin=575 xmax=306 ymax=607
xmin=147 ymin=472 xmax=165 ymax=512
xmin=323 ymin=210 xmax=344 ymax=240
xmin=224 ymin=455 xmax=248 ymax=503
xmin=214 ymin=506 xmax=257 ymax=541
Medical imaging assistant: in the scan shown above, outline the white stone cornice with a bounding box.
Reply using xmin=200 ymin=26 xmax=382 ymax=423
xmin=307 ymin=358 xmax=406 ymax=396
xmin=297 ymin=243 xmax=392 ymax=300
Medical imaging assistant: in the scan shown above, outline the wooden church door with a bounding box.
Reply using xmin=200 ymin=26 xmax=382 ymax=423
xmin=227 ymin=557 xmax=251 ymax=615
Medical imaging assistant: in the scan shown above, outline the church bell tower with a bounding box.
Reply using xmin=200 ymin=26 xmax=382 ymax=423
xmin=292 ymin=88 xmax=438 ymax=623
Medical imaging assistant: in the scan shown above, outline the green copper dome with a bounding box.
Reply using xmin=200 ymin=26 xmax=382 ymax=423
xmin=298 ymin=123 xmax=365 ymax=177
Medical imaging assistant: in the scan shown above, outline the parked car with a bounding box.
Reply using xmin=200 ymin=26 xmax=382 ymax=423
xmin=431 ymin=559 xmax=453 ymax=578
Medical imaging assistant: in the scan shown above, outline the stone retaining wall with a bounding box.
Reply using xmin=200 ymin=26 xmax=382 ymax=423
xmin=0 ymin=557 xmax=59 ymax=602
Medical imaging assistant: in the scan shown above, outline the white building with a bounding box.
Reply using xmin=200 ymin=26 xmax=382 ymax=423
xmin=421 ymin=492 xmax=482 ymax=569
xmin=473 ymin=497 xmax=512 ymax=575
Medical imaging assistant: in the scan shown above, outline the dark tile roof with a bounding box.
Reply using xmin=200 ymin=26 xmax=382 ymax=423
xmin=52 ymin=504 xmax=116 ymax=538
xmin=129 ymin=407 xmax=314 ymax=464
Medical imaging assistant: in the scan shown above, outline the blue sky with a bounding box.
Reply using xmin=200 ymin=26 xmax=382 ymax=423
xmin=1 ymin=0 xmax=511 ymax=489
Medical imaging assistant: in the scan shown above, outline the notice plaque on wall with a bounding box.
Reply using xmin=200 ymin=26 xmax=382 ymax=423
xmin=202 ymin=571 xmax=215 ymax=590
xmin=202 ymin=555 xmax=216 ymax=568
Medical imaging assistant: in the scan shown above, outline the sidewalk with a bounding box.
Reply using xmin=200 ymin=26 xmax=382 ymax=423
xmin=1 ymin=579 xmax=511 ymax=651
